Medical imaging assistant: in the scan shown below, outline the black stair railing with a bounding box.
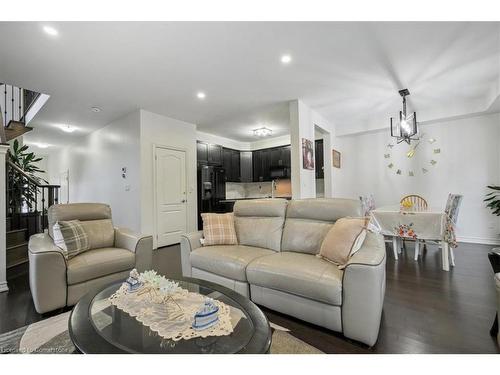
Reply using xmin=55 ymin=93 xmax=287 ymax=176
xmin=6 ymin=160 xmax=60 ymax=235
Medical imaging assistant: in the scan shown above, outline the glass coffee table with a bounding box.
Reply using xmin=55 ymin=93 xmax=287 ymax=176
xmin=68 ymin=277 xmax=271 ymax=354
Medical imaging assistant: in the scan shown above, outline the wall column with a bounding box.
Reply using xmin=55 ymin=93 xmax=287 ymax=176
xmin=0 ymin=144 xmax=9 ymax=293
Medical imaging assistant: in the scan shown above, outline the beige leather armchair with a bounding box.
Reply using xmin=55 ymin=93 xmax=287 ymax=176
xmin=28 ymin=203 xmax=153 ymax=314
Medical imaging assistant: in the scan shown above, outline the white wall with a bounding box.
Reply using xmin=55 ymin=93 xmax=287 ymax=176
xmin=47 ymin=109 xmax=198 ymax=247
xmin=334 ymin=112 xmax=500 ymax=244
xmin=140 ymin=110 xmax=198 ymax=248
xmin=289 ymin=100 xmax=335 ymax=199
xmin=48 ymin=111 xmax=142 ymax=232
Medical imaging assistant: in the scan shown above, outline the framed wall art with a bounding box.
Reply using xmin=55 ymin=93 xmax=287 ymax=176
xmin=332 ymin=149 xmax=341 ymax=168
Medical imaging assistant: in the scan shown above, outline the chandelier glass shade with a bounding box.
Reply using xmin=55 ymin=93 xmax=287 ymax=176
xmin=390 ymin=89 xmax=418 ymax=144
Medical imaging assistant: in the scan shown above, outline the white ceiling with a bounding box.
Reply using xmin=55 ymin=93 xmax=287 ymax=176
xmin=0 ymin=22 xmax=498 ymax=149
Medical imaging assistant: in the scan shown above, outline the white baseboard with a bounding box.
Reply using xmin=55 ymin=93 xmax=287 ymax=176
xmin=457 ymin=236 xmax=500 ymax=246
xmin=0 ymin=281 xmax=8 ymax=293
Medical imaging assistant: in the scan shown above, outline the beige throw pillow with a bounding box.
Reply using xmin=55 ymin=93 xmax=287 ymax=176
xmin=53 ymin=220 xmax=91 ymax=259
xmin=201 ymin=213 xmax=238 ymax=246
xmin=318 ymin=217 xmax=369 ymax=269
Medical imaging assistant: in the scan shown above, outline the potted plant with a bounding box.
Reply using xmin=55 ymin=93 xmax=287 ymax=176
xmin=485 ymin=185 xmax=500 ymax=216
xmin=7 ymin=139 xmax=47 ymax=216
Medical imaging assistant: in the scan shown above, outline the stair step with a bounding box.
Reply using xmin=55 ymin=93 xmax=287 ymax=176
xmin=6 ymin=228 xmax=28 ymax=247
xmin=6 ymin=241 xmax=29 ymax=269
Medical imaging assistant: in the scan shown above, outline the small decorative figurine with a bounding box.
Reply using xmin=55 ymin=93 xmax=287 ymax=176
xmin=192 ymin=298 xmax=219 ymax=331
xmin=125 ymin=268 xmax=142 ymax=292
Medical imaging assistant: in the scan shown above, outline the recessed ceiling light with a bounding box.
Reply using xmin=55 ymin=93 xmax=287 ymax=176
xmin=253 ymin=127 xmax=273 ymax=137
xmin=91 ymin=107 xmax=101 ymax=113
xmin=36 ymin=143 xmax=50 ymax=149
xmin=196 ymin=92 xmax=206 ymax=100
xmin=59 ymin=124 xmax=76 ymax=133
xmin=281 ymin=54 xmax=292 ymax=64
xmin=43 ymin=26 xmax=58 ymax=36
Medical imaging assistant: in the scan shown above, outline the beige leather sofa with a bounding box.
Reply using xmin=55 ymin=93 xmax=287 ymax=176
xmin=28 ymin=203 xmax=153 ymax=314
xmin=181 ymin=198 xmax=386 ymax=346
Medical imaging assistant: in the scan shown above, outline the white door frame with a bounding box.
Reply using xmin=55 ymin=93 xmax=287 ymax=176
xmin=152 ymin=144 xmax=188 ymax=249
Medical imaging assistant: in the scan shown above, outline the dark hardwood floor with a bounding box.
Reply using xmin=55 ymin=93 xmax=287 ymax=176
xmin=1 ymin=241 xmax=499 ymax=353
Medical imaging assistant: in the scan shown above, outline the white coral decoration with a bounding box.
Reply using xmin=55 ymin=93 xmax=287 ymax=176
xmin=139 ymin=270 xmax=160 ymax=287
xmin=158 ymin=278 xmax=181 ymax=296
xmin=138 ymin=270 xmax=181 ymax=296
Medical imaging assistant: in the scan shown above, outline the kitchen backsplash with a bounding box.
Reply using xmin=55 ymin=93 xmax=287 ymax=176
xmin=226 ymin=179 xmax=292 ymax=199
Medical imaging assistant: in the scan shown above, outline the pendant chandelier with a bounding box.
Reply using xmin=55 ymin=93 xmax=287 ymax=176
xmin=390 ymin=88 xmax=418 ymax=144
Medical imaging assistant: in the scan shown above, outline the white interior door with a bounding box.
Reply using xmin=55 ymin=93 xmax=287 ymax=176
xmin=155 ymin=147 xmax=187 ymax=247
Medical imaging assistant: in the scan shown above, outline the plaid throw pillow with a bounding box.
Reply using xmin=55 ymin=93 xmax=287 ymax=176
xmin=201 ymin=213 xmax=238 ymax=246
xmin=53 ymin=220 xmax=91 ymax=259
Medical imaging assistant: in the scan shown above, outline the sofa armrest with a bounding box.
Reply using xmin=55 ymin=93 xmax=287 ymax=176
xmin=28 ymin=233 xmax=68 ymax=314
xmin=115 ymin=227 xmax=153 ymax=272
xmin=180 ymin=231 xmax=203 ymax=277
xmin=342 ymin=231 xmax=386 ymax=346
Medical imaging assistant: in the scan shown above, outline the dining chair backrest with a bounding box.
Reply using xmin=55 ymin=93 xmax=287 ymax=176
xmin=400 ymin=194 xmax=428 ymax=210
xmin=445 ymin=194 xmax=463 ymax=224
xmin=359 ymin=195 xmax=375 ymax=216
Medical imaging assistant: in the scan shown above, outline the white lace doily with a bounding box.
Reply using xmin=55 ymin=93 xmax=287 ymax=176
xmin=108 ymin=283 xmax=238 ymax=341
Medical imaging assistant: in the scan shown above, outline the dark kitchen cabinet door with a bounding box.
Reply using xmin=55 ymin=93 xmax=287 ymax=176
xmin=197 ymin=141 xmax=208 ymax=163
xmin=240 ymin=151 xmax=253 ymax=182
xmin=261 ymin=149 xmax=272 ymax=181
xmin=270 ymin=148 xmax=282 ymax=167
xmin=282 ymin=145 xmax=291 ymax=168
xmin=315 ymin=139 xmax=324 ymax=179
xmin=208 ymin=144 xmax=222 ymax=165
xmin=231 ymin=150 xmax=240 ymax=182
xmin=253 ymin=150 xmax=263 ymax=182
xmin=222 ymin=148 xmax=232 ymax=177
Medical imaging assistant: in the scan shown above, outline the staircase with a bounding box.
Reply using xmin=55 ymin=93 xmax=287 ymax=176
xmin=0 ymin=83 xmax=43 ymax=143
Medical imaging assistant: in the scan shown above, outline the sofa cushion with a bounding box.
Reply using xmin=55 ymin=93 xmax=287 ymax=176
xmin=80 ymin=219 xmax=115 ymax=249
xmin=53 ymin=220 xmax=91 ymax=259
xmin=201 ymin=213 xmax=238 ymax=246
xmin=67 ymin=247 xmax=135 ymax=285
xmin=190 ymin=245 xmax=275 ymax=282
xmin=281 ymin=199 xmax=362 ymax=255
xmin=319 ymin=217 xmax=369 ymax=268
xmin=246 ymin=252 xmax=344 ymax=306
xmin=233 ymin=199 xmax=288 ymax=252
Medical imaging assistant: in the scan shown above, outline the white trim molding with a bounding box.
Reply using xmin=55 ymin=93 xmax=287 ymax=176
xmin=0 ymin=144 xmax=10 ymax=293
xmin=457 ymin=236 xmax=500 ymax=246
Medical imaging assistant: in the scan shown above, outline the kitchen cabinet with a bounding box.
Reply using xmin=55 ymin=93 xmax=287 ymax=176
xmin=253 ymin=149 xmax=263 ymax=182
xmin=315 ymin=139 xmax=324 ymax=179
xmin=197 ymin=141 xmax=208 ymax=163
xmin=253 ymin=146 xmax=290 ymax=182
xmin=240 ymin=151 xmax=253 ymax=182
xmin=197 ymin=141 xmax=222 ymax=166
xmin=222 ymin=147 xmax=240 ymax=182
xmin=208 ymin=144 xmax=222 ymax=165
xmin=270 ymin=145 xmax=291 ymax=168
xmin=281 ymin=145 xmax=291 ymax=168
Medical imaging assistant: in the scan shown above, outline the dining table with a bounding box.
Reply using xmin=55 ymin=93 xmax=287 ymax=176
xmin=370 ymin=205 xmax=453 ymax=271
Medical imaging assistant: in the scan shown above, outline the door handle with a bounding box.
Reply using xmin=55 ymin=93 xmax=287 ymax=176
xmin=181 ymin=199 xmax=186 ymax=203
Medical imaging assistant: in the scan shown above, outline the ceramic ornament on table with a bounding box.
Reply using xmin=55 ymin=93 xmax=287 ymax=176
xmin=192 ymin=298 xmax=220 ymax=331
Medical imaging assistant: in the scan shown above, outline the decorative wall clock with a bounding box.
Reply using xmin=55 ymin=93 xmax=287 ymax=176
xmin=384 ymin=133 xmax=441 ymax=176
